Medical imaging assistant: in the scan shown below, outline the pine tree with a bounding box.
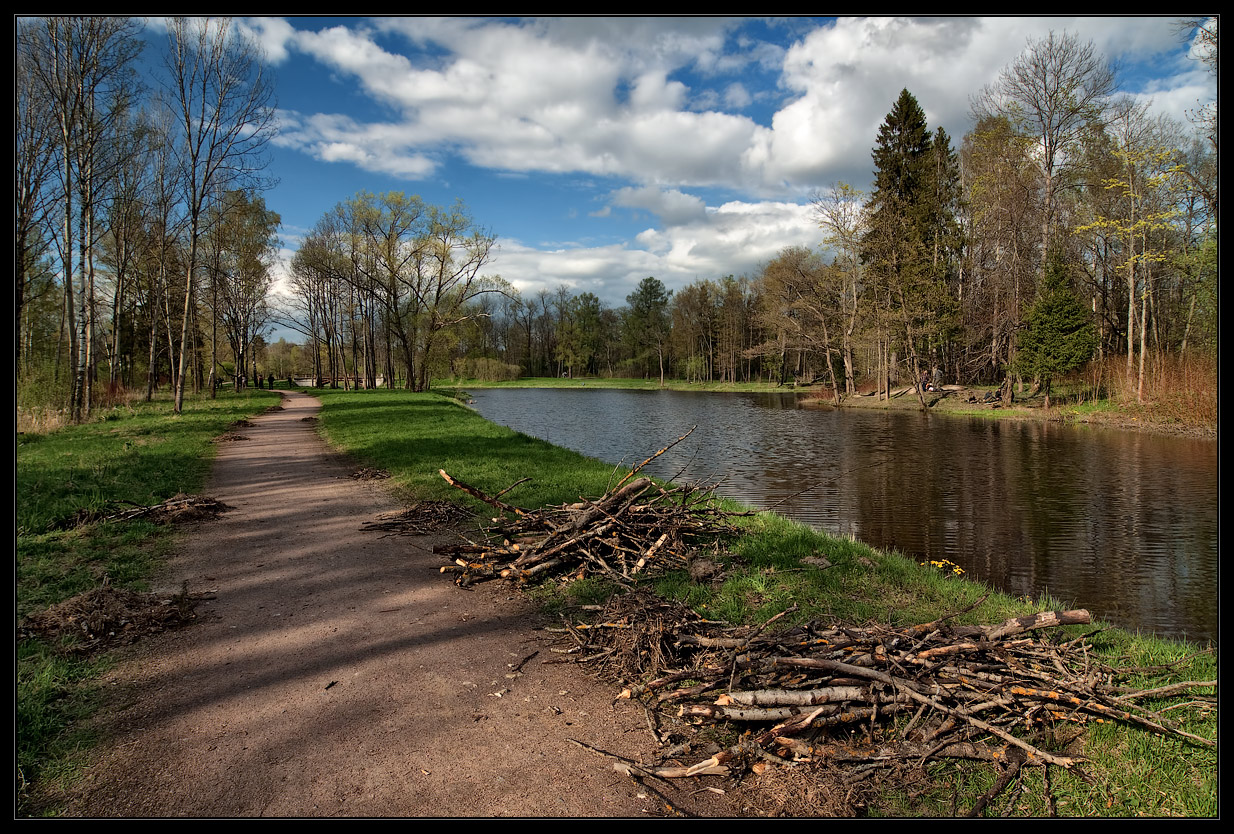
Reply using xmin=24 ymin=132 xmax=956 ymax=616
xmin=923 ymin=126 xmax=964 ymax=286
xmin=1016 ymin=251 xmax=1097 ymax=408
xmin=624 ymin=277 xmax=673 ymax=386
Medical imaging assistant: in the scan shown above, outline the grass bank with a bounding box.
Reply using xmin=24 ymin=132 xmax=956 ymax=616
xmin=314 ymin=388 xmax=1216 ymax=817
xmin=16 ymin=388 xmax=281 ymax=814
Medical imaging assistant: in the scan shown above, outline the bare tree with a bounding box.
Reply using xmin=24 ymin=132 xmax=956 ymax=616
xmin=813 ymin=182 xmax=867 ymax=395
xmin=15 ymin=35 xmax=57 ymax=373
xmin=974 ymin=31 xmax=1117 ymax=280
xmin=411 ymin=202 xmax=501 ymax=392
xmin=1174 ymin=17 xmax=1218 ymax=227
xmin=19 ymin=16 xmax=144 ymax=420
xmin=163 ymin=17 xmax=276 ymax=414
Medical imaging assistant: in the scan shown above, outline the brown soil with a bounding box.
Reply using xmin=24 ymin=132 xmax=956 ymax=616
xmin=55 ymin=390 xmax=742 ymax=818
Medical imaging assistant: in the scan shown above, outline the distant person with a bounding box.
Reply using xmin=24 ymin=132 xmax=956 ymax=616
xmin=268 ymin=374 xmax=274 ymax=390
xmin=932 ymin=366 xmax=943 ymax=391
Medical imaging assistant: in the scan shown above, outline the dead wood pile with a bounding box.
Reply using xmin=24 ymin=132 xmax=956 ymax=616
xmin=434 ymin=470 xmax=737 ymax=587
xmin=361 ymin=500 xmax=474 ymax=536
xmin=552 ymin=593 xmax=1215 ymax=815
xmin=52 ymin=493 xmax=232 ymax=530
xmin=19 ymin=582 xmax=213 ymax=655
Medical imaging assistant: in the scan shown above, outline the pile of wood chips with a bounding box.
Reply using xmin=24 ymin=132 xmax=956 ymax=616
xmin=550 ymin=591 xmax=1215 ymax=815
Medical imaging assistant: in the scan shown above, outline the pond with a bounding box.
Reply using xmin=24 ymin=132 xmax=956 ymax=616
xmin=468 ymin=387 xmax=1218 ymax=644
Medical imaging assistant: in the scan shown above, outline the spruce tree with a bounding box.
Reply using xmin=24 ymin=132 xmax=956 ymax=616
xmin=1016 ymin=251 xmax=1097 ymax=408
xmin=624 ymin=277 xmax=673 ymax=386
xmin=861 ymin=89 xmax=954 ymax=408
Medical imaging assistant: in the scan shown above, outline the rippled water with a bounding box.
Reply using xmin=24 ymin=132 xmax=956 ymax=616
xmin=469 ymin=388 xmax=1218 ymax=643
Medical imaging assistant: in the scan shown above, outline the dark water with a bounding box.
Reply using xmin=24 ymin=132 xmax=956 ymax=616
xmin=468 ymin=388 xmax=1219 ymax=644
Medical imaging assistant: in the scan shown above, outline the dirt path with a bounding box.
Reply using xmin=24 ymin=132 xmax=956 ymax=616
xmin=63 ymin=391 xmax=737 ymax=817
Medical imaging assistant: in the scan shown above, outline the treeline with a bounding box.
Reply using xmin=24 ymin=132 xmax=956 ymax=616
xmin=291 ymin=31 xmax=1216 ymax=405
xmin=20 ymin=21 xmax=1214 ymax=418
xmin=17 ymin=17 xmax=280 ymax=421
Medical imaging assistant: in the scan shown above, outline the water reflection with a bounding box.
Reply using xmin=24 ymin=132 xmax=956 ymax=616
xmin=468 ymin=388 xmax=1218 ymax=643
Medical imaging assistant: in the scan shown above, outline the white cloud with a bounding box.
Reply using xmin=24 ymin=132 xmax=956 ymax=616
xmin=277 ymin=17 xmax=1208 ymax=194
xmin=491 ymin=197 xmax=818 ymax=307
xmin=723 ymin=82 xmax=752 ymax=109
xmin=232 ymin=17 xmax=1213 ymax=197
xmin=238 ymin=17 xmax=296 ymax=64
xmin=612 ymin=186 xmax=707 ymax=226
xmin=263 ymin=17 xmax=1212 ymax=307
xmin=273 ymin=110 xmax=438 ymax=178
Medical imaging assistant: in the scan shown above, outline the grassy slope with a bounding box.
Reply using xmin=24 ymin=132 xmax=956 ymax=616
xmin=315 ymin=388 xmax=1216 ymax=818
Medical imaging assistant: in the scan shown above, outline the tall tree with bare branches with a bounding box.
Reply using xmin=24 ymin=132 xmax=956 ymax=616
xmin=162 ymin=17 xmax=276 ymax=414
xmin=19 ymin=17 xmax=144 ymax=420
xmin=973 ymin=31 xmax=1117 ymax=282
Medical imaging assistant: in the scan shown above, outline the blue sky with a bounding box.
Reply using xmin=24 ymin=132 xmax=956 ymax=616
xmin=198 ymin=16 xmax=1214 ymax=312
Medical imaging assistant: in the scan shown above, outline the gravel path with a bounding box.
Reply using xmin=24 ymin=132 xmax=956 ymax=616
xmin=63 ymin=390 xmax=737 ymax=817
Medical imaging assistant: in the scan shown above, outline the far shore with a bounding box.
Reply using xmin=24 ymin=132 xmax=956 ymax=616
xmin=439 ymin=376 xmax=1216 ymax=440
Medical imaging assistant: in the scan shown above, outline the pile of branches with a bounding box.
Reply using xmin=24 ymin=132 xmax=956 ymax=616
xmin=19 ymin=581 xmax=213 ymax=655
xmin=51 ymin=494 xmax=231 ymax=530
xmin=553 ymin=594 xmax=1215 ymax=813
xmin=435 ymin=472 xmax=737 ymax=588
xmin=361 ymin=501 xmax=474 ymax=536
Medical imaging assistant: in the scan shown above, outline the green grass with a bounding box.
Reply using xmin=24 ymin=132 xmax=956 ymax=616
xmin=16 ymin=388 xmax=281 ymax=815
xmin=17 ymin=641 xmax=108 ymax=813
xmin=316 ymin=387 xmax=1217 ymax=817
xmin=314 ymin=388 xmax=626 ymax=509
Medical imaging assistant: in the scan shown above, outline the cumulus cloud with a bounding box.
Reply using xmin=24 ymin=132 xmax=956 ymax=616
xmin=273 ymin=110 xmax=438 ymax=178
xmin=259 ymin=17 xmax=1211 ymax=313
xmin=491 ymin=197 xmax=818 ymax=306
xmin=238 ymin=17 xmax=296 ymax=64
xmin=272 ymin=17 xmax=1209 ymax=195
xmin=612 ymin=186 xmax=707 ymax=226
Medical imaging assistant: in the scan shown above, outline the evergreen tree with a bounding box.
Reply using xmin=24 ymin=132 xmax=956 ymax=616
xmin=624 ymin=277 xmax=672 ymax=386
xmin=861 ymin=89 xmax=956 ymax=408
xmin=1016 ymin=251 xmax=1097 ymax=408
xmin=923 ymin=126 xmax=964 ymax=285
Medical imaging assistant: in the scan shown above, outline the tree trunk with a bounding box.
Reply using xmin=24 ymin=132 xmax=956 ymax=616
xmin=174 ymin=232 xmax=198 ymax=415
xmin=1136 ymin=277 xmax=1148 ymax=404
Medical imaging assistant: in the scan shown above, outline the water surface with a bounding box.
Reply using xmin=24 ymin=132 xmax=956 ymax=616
xmin=468 ymin=387 xmax=1218 ymax=643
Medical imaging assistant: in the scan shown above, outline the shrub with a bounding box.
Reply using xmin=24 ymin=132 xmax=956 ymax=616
xmin=458 ymin=357 xmax=522 ymax=382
